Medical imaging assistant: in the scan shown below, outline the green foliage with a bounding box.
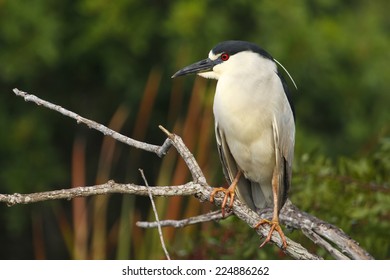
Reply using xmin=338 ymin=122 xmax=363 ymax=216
xmin=292 ymin=138 xmax=389 ymax=259
xmin=0 ymin=0 xmax=388 ymax=259
xmin=0 ymin=0 xmax=62 ymax=82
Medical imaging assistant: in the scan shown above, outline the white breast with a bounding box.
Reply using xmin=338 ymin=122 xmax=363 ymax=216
xmin=213 ymin=60 xmax=287 ymax=185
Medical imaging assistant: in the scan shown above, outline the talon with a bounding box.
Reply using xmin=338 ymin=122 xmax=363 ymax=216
xmin=255 ymin=219 xmax=287 ymax=249
xmin=209 ymin=171 xmax=242 ymax=217
xmin=209 ymin=187 xmax=235 ymax=217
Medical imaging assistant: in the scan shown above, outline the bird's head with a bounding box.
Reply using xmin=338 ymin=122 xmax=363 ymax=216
xmin=171 ymin=40 xmax=275 ymax=80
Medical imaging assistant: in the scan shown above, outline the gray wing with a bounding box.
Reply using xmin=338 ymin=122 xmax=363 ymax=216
xmin=272 ymin=98 xmax=295 ymax=211
xmin=215 ymin=122 xmax=257 ymax=211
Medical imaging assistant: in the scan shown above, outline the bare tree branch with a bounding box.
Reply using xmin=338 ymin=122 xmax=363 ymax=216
xmin=139 ymin=169 xmax=171 ymax=260
xmin=276 ymin=200 xmax=373 ymax=260
xmin=0 ymin=181 xmax=198 ymax=206
xmin=301 ymin=228 xmax=349 ymax=260
xmin=136 ymin=210 xmax=232 ymax=228
xmin=4 ymin=88 xmax=374 ymax=260
xmin=12 ymin=88 xmax=172 ymax=158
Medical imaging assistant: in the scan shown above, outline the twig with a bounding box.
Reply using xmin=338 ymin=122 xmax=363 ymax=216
xmin=137 ymin=210 xmax=231 ymax=228
xmin=265 ymin=200 xmax=374 ymax=260
xmin=12 ymin=88 xmax=171 ymax=157
xmin=139 ymin=169 xmax=171 ymax=260
xmin=0 ymin=181 xmax=199 ymax=206
xmin=159 ymin=125 xmax=207 ymax=185
xmin=301 ymin=228 xmax=349 ymax=260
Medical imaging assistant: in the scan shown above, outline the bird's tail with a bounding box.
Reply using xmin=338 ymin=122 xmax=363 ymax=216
xmin=235 ymin=178 xmax=273 ymax=212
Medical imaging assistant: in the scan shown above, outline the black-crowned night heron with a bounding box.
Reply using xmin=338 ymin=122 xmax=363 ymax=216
xmin=172 ymin=40 xmax=295 ymax=249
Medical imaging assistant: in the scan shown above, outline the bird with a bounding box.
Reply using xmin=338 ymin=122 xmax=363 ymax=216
xmin=172 ymin=40 xmax=295 ymax=249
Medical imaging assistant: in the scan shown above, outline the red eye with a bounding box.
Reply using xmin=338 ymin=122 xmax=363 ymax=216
xmin=221 ymin=53 xmax=230 ymax=61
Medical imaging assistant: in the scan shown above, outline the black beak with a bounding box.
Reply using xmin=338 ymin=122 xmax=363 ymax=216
xmin=171 ymin=58 xmax=217 ymax=78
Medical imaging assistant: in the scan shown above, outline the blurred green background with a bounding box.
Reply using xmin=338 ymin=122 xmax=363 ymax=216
xmin=0 ymin=0 xmax=389 ymax=259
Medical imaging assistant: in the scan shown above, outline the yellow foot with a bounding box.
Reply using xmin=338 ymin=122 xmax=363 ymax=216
xmin=255 ymin=219 xmax=287 ymax=249
xmin=210 ymin=187 xmax=235 ymax=217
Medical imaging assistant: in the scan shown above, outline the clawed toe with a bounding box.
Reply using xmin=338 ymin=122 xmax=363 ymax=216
xmin=255 ymin=219 xmax=287 ymax=249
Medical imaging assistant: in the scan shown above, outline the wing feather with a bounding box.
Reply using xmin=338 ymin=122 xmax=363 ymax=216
xmin=215 ymin=122 xmax=257 ymax=210
xmin=272 ymin=98 xmax=295 ymax=211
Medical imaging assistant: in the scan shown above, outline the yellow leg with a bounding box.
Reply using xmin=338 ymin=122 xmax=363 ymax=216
xmin=255 ymin=216 xmax=287 ymax=249
xmin=210 ymin=170 xmax=242 ymax=216
xmin=255 ymin=170 xmax=287 ymax=249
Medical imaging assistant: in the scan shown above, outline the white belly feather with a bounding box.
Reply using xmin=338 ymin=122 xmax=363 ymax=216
xmin=213 ymin=73 xmax=285 ymax=186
